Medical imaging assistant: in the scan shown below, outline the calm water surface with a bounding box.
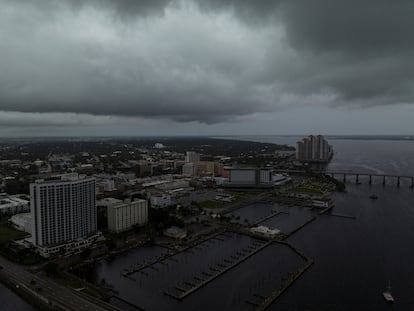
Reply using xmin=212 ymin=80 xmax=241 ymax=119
xmin=236 ymin=136 xmax=414 ymax=310
xmin=0 ymin=283 xmax=37 ymax=311
xmin=3 ymin=136 xmax=413 ymax=310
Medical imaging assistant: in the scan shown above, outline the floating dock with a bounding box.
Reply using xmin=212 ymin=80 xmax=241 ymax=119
xmin=164 ymin=239 xmax=272 ymax=300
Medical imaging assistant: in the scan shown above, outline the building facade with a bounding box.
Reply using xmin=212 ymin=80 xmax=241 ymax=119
xmin=185 ymin=151 xmax=200 ymax=163
xmin=107 ymin=199 xmax=148 ymax=233
xmin=30 ymin=176 xmax=98 ymax=257
xmin=224 ymin=168 xmax=273 ymax=188
xmin=296 ymin=135 xmax=333 ymax=162
xmin=150 ymin=193 xmax=172 ymax=208
xmin=0 ymin=194 xmax=29 ymax=215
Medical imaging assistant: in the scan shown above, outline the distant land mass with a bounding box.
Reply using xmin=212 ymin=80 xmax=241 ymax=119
xmin=326 ymin=135 xmax=414 ymax=141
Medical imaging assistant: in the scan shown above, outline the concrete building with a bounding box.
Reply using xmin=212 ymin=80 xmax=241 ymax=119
xmin=182 ymin=162 xmax=197 ymax=176
xmin=107 ymin=199 xmax=148 ymax=233
xmin=185 ymin=151 xmax=200 ymax=163
xmin=250 ymin=226 xmax=280 ymax=238
xmin=96 ymin=179 xmax=116 ymax=193
xmin=224 ymin=168 xmax=273 ymax=188
xmin=9 ymin=213 xmax=32 ymax=233
xmin=296 ymin=135 xmax=333 ymax=162
xmin=0 ymin=194 xmax=29 ymax=215
xmin=150 ymin=193 xmax=172 ymax=208
xmin=163 ymin=226 xmax=187 ymax=239
xmin=30 ymin=175 xmax=99 ymax=257
xmin=196 ymin=161 xmax=224 ymax=176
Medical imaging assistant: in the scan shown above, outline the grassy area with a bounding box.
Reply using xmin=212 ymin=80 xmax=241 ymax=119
xmin=196 ymin=200 xmax=226 ymax=209
xmin=0 ymin=224 xmax=28 ymax=244
xmin=0 ymin=224 xmax=43 ymax=265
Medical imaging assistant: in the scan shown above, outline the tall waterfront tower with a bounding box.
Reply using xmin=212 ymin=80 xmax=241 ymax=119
xmin=30 ymin=175 xmax=97 ymax=247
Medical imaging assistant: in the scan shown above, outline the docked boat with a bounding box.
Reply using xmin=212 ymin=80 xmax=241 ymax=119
xmin=369 ymin=194 xmax=378 ymax=200
xmin=383 ymin=281 xmax=394 ymax=303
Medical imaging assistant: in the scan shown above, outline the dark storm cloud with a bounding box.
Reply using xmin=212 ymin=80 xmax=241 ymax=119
xmin=196 ymin=0 xmax=414 ymax=106
xmin=197 ymin=0 xmax=414 ymax=53
xmin=1 ymin=0 xmax=414 ymax=126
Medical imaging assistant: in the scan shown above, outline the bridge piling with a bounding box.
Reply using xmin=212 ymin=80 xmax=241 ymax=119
xmin=322 ymin=171 xmax=414 ymax=188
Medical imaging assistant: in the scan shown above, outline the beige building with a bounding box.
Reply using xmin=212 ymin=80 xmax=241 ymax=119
xmin=107 ymin=199 xmax=148 ymax=233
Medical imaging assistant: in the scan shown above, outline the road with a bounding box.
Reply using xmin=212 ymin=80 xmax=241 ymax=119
xmin=0 ymin=255 xmax=121 ymax=311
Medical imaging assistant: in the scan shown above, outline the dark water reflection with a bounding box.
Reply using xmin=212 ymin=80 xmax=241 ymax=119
xmin=0 ymin=283 xmax=36 ymax=311
xmin=94 ymin=233 xmax=306 ymax=311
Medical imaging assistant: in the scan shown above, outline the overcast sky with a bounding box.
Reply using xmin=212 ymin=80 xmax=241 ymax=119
xmin=1 ymin=0 xmax=414 ymax=136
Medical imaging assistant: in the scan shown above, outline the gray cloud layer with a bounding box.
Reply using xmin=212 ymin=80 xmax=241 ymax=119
xmin=1 ymin=0 xmax=414 ymax=125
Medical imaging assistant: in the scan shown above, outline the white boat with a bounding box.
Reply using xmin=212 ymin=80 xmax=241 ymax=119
xmin=383 ymin=281 xmax=394 ymax=303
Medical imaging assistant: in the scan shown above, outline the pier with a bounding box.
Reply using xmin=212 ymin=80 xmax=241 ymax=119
xmin=273 ymin=169 xmax=414 ymax=187
xmin=164 ymin=239 xmax=272 ymax=300
xmin=254 ymin=241 xmax=314 ymax=311
xmin=253 ymin=211 xmax=288 ymax=226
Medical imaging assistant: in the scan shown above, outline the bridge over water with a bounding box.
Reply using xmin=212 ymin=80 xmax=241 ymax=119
xmin=325 ymin=171 xmax=414 ymax=187
xmin=273 ymin=169 xmax=414 ymax=187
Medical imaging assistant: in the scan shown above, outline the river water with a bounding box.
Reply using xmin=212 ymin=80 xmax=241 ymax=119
xmin=0 ymin=283 xmax=37 ymax=311
xmin=3 ymin=136 xmax=414 ymax=310
xmin=228 ymin=135 xmax=414 ymax=310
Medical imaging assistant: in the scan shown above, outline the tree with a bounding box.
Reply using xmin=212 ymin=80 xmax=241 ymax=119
xmin=80 ymin=248 xmax=92 ymax=260
xmin=44 ymin=262 xmax=59 ymax=276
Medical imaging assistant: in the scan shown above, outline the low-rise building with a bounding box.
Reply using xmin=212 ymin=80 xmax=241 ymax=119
xmin=35 ymin=233 xmax=104 ymax=258
xmin=163 ymin=226 xmax=187 ymax=239
xmin=250 ymin=226 xmax=280 ymax=238
xmin=150 ymin=194 xmax=172 ymax=208
xmin=107 ymin=199 xmax=148 ymax=233
xmin=224 ymin=168 xmax=274 ymax=188
xmin=0 ymin=194 xmax=30 ymax=215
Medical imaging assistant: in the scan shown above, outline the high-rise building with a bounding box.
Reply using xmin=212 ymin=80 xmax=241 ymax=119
xmin=296 ymin=135 xmax=333 ymax=162
xmin=185 ymin=151 xmax=200 ymax=163
xmin=30 ymin=175 xmax=99 ymax=257
xmin=107 ymin=199 xmax=148 ymax=233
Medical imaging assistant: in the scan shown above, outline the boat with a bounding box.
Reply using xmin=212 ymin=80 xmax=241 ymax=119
xmin=383 ymin=281 xmax=394 ymax=303
xmin=369 ymin=194 xmax=378 ymax=200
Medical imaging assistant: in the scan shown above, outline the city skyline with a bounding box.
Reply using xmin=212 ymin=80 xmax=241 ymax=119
xmin=1 ymin=1 xmax=414 ymax=136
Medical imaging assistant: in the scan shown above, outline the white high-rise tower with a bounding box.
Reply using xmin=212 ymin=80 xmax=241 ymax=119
xmin=30 ymin=175 xmax=98 ymax=257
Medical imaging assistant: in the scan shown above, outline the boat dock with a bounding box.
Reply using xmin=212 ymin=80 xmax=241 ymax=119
xmin=255 ymin=259 xmax=314 ymax=310
xmin=285 ymin=217 xmax=317 ymax=238
xmin=329 ymin=213 xmax=356 ymax=219
xmin=253 ymin=241 xmax=314 ymax=310
xmin=164 ymin=239 xmax=272 ymax=300
xmin=253 ymin=211 xmax=288 ymax=226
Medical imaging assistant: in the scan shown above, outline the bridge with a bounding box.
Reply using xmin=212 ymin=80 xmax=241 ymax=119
xmin=273 ymin=169 xmax=414 ymax=187
xmin=325 ymin=171 xmax=414 ymax=187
